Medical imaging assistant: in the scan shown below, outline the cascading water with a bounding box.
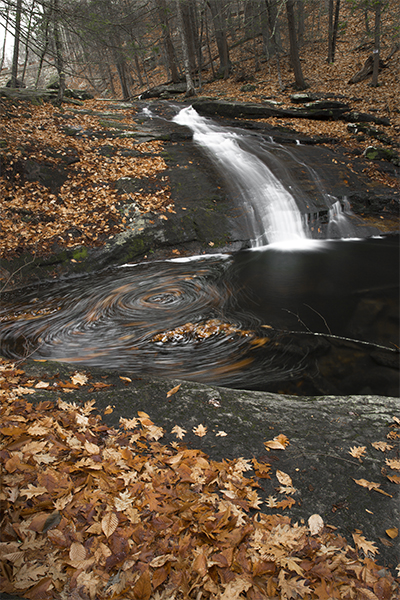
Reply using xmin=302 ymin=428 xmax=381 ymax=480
xmin=1 ymin=104 xmax=398 ymax=396
xmin=173 ymin=107 xmax=308 ymax=246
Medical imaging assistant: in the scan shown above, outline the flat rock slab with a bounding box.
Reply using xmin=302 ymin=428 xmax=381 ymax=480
xmin=14 ymin=358 xmax=400 ymax=573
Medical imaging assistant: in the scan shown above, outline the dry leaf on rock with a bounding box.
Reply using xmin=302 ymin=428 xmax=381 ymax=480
xmin=264 ymin=433 xmax=290 ymax=451
xmin=193 ymin=424 xmax=207 ymax=437
xmin=166 ymin=383 xmax=181 ymax=397
xmin=34 ymin=381 xmax=50 ymax=389
xmin=386 ymin=527 xmax=398 ymax=539
xmin=385 ymin=458 xmax=400 ymax=471
xmin=349 ymin=445 xmax=366 ymax=460
xmin=308 ymin=514 xmax=324 ymax=536
xmin=171 ymin=424 xmax=186 ymax=439
xmin=352 ymin=533 xmax=379 ymax=556
xmin=371 ymin=441 xmax=393 ymax=452
xmin=71 ymin=372 xmax=88 ymax=386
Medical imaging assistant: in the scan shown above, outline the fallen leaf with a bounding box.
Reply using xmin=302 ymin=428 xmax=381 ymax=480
xmin=193 ymin=424 xmax=207 ymax=437
xmin=34 ymin=381 xmax=50 ymax=389
xmin=308 ymin=514 xmax=324 ymax=535
xmin=69 ymin=542 xmax=86 ymax=563
xmin=386 ymin=527 xmax=398 ymax=539
xmin=348 ymin=445 xmax=366 ymax=460
xmin=216 ymin=430 xmax=227 ymax=437
xmin=166 ymin=383 xmax=181 ymax=398
xmin=371 ymin=441 xmax=393 ymax=452
xmin=71 ymin=372 xmax=88 ymax=386
xmin=352 ymin=532 xmax=379 ymax=556
xmin=385 ymin=458 xmax=400 ymax=471
xmin=101 ymin=512 xmax=118 ymax=538
xmin=264 ymin=433 xmax=290 ymax=451
xmin=171 ymin=425 xmax=186 ymax=439
xmin=276 ymin=470 xmax=293 ymax=487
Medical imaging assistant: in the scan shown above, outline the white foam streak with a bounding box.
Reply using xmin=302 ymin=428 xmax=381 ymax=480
xmin=173 ymin=107 xmax=308 ymax=246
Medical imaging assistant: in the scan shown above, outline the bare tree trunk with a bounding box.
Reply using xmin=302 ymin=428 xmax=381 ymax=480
xmin=11 ymin=0 xmax=23 ymax=87
xmin=207 ymin=0 xmax=231 ymax=78
xmin=205 ymin=7 xmax=216 ymax=78
xmin=296 ymin=0 xmax=304 ymax=47
xmin=176 ymin=0 xmax=196 ymax=95
xmin=0 ymin=4 xmax=10 ymax=71
xmin=156 ymin=0 xmax=180 ymax=82
xmin=371 ymin=0 xmax=381 ymax=86
xmin=286 ymin=0 xmax=306 ymax=89
xmin=265 ymin=0 xmax=283 ymax=89
xmin=328 ymin=0 xmax=340 ymax=63
xmin=327 ymin=0 xmax=333 ymax=62
xmin=53 ymin=0 xmax=65 ymax=103
xmin=22 ymin=1 xmax=37 ymax=82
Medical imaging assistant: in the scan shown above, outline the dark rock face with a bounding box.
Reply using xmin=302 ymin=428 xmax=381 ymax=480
xmin=192 ymin=98 xmax=352 ymax=120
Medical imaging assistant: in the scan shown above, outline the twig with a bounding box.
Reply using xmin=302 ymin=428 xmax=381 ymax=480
xmin=303 ymin=303 xmax=332 ymax=335
xmin=263 ymin=323 xmax=398 ymax=353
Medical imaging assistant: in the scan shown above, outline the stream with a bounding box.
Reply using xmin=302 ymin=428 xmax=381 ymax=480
xmin=1 ymin=107 xmax=398 ymax=396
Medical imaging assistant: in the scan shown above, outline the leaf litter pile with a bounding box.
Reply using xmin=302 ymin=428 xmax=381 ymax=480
xmin=0 ymin=99 xmax=172 ymax=260
xmin=1 ymin=359 xmax=399 ymax=600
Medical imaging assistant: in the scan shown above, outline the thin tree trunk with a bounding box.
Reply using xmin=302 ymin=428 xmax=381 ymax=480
xmin=0 ymin=4 xmax=10 ymax=71
xmin=207 ymin=0 xmax=231 ymax=78
xmin=35 ymin=5 xmax=51 ymax=88
xmin=22 ymin=1 xmax=37 ymax=82
xmin=11 ymin=0 xmax=23 ymax=87
xmin=53 ymin=0 xmax=65 ymax=103
xmin=156 ymin=0 xmax=180 ymax=82
xmin=286 ymin=0 xmax=306 ymax=89
xmin=328 ymin=0 xmax=340 ymax=63
xmin=176 ymin=0 xmax=196 ymax=95
xmin=371 ymin=0 xmax=381 ymax=86
xmin=205 ymin=7 xmax=216 ymax=78
xmin=327 ymin=0 xmax=333 ymax=62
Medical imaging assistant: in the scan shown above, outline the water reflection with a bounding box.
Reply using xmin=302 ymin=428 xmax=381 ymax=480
xmin=0 ymin=238 xmax=398 ymax=396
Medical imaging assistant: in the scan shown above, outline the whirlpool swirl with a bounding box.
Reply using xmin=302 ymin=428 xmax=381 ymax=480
xmin=0 ymin=256 xmax=305 ymax=387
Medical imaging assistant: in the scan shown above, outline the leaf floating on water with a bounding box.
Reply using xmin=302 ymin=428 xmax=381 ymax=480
xmin=193 ymin=424 xmax=207 ymax=437
xmin=166 ymin=383 xmax=181 ymax=398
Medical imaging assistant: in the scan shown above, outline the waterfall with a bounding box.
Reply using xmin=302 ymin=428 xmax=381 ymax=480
xmin=173 ymin=107 xmax=308 ymax=247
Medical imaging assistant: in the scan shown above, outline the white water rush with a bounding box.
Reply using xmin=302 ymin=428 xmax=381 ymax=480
xmin=173 ymin=106 xmax=308 ymax=247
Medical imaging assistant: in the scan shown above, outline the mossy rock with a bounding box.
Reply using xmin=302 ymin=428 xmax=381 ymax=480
xmin=364 ymin=146 xmax=400 ymax=166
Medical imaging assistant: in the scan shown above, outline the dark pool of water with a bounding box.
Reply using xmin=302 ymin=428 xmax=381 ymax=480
xmin=1 ymin=236 xmax=398 ymax=396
